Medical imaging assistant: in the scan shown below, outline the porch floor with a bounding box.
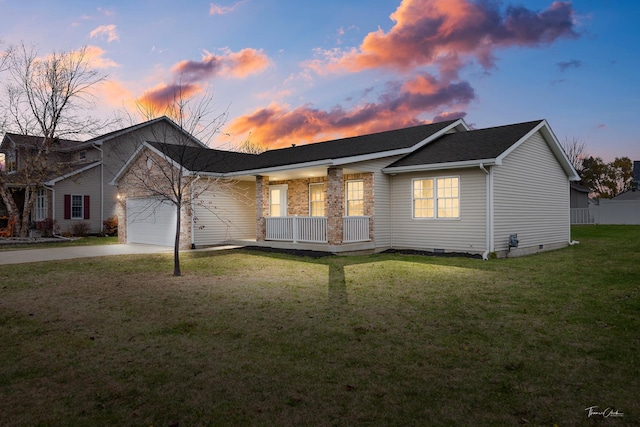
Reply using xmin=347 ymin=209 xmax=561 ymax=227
xmin=227 ymin=238 xmax=377 ymax=255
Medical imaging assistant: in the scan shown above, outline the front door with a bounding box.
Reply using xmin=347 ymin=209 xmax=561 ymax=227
xmin=269 ymin=185 xmax=288 ymax=217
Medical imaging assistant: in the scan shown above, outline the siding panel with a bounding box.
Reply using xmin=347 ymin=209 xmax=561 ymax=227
xmin=389 ymin=168 xmax=487 ymax=254
xmin=192 ymin=180 xmax=256 ymax=246
xmin=492 ymin=131 xmax=570 ymax=252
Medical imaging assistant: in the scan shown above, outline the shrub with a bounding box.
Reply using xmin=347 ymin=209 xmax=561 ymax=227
xmin=72 ymin=222 xmax=90 ymax=237
xmin=35 ymin=218 xmax=57 ymax=237
xmin=103 ymin=216 xmax=118 ymax=236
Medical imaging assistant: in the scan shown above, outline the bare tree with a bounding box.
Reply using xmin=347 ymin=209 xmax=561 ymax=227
xmin=119 ymin=87 xmax=232 ymax=276
xmin=0 ymin=43 xmax=110 ymax=236
xmin=561 ymin=137 xmax=587 ymax=173
xmin=233 ymin=132 xmax=267 ymax=154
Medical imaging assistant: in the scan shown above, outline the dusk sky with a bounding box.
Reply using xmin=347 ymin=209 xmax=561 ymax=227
xmin=1 ymin=0 xmax=638 ymax=162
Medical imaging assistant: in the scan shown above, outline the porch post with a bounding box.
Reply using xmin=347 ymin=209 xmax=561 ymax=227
xmin=327 ymin=167 xmax=343 ymax=245
xmin=256 ymin=175 xmax=269 ymax=241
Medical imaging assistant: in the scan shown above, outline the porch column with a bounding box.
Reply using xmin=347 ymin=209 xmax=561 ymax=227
xmin=327 ymin=167 xmax=343 ymax=245
xmin=256 ymin=175 xmax=269 ymax=241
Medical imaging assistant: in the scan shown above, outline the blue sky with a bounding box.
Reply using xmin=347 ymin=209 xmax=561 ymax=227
xmin=1 ymin=0 xmax=638 ymax=162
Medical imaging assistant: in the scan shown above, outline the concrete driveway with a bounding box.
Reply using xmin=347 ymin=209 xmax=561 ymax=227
xmin=0 ymin=244 xmax=174 ymax=265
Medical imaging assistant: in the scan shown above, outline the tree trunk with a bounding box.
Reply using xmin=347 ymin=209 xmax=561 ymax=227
xmin=173 ymin=203 xmax=182 ymax=277
xmin=20 ymin=186 xmax=37 ymax=237
xmin=0 ymin=183 xmax=21 ymax=237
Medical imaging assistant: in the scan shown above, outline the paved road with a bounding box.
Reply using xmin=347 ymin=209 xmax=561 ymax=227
xmin=0 ymin=244 xmax=176 ymax=265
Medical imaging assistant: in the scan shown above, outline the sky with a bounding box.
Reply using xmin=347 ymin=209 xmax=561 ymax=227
xmin=1 ymin=0 xmax=638 ymax=162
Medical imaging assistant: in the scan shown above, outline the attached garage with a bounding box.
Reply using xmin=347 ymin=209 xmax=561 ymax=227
xmin=126 ymin=198 xmax=176 ymax=247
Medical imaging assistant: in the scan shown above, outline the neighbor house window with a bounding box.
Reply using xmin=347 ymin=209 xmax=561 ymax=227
xmin=309 ymin=183 xmax=325 ymax=217
xmin=35 ymin=188 xmax=47 ymax=221
xmin=78 ymin=150 xmax=87 ymax=161
xmin=71 ymin=195 xmax=83 ymax=219
xmin=412 ymin=177 xmax=459 ymax=219
xmin=6 ymin=150 xmax=16 ymax=173
xmin=345 ymin=180 xmax=364 ymax=216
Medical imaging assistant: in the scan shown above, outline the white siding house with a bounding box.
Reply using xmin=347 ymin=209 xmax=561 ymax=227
xmin=113 ymin=118 xmax=579 ymax=258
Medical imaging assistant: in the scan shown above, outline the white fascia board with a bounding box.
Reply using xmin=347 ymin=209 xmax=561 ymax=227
xmin=224 ymin=159 xmax=334 ymax=177
xmin=383 ymin=158 xmax=499 ymax=174
xmin=45 ymin=161 xmax=102 ymax=185
xmin=495 ymin=120 xmax=580 ymax=181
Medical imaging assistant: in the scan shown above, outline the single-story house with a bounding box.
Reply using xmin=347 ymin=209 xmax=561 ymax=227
xmin=112 ymin=118 xmax=580 ymax=258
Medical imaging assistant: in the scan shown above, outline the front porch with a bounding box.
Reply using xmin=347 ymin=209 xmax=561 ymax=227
xmin=253 ymin=166 xmax=375 ymax=252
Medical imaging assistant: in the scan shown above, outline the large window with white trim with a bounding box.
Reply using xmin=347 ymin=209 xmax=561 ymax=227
xmin=309 ymin=183 xmax=325 ymax=217
xmin=345 ymin=180 xmax=364 ymax=216
xmin=412 ymin=177 xmax=459 ymax=219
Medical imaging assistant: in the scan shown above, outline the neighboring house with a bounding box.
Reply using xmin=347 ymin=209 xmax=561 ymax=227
xmin=570 ymin=182 xmax=592 ymax=224
xmin=590 ymin=160 xmax=640 ymax=225
xmin=0 ymin=116 xmax=207 ymax=235
xmin=113 ymin=118 xmax=580 ymax=258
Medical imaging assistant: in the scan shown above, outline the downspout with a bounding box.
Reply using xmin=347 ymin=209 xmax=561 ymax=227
xmin=190 ymin=175 xmax=202 ymax=249
xmin=479 ymin=163 xmax=493 ymax=260
xmin=92 ymin=143 xmax=104 ymax=234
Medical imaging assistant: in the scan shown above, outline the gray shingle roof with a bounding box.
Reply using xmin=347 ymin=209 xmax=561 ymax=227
xmin=146 ymin=141 xmax=259 ymax=174
xmin=1 ymin=133 xmax=84 ymax=152
xmin=147 ymin=119 xmax=460 ymax=174
xmin=386 ymin=120 xmax=543 ymax=168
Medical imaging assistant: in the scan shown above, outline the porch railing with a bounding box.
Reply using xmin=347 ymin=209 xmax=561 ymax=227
xmin=265 ymin=215 xmax=371 ymax=244
xmin=265 ymin=216 xmax=327 ymax=243
xmin=343 ymin=216 xmax=370 ymax=243
xmin=570 ymin=208 xmax=594 ymax=224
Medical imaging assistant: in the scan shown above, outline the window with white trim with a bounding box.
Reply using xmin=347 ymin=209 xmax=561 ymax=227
xmin=71 ymin=195 xmax=84 ymax=219
xmin=309 ymin=183 xmax=325 ymax=217
xmin=412 ymin=177 xmax=459 ymax=219
xmin=345 ymin=180 xmax=364 ymax=216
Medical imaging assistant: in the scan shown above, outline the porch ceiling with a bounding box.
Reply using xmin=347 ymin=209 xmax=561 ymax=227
xmin=234 ymin=165 xmax=363 ymax=181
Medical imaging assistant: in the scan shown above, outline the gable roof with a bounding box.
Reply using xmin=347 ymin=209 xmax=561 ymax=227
xmin=87 ymin=116 xmax=208 ymax=148
xmin=385 ymin=121 xmax=542 ymax=169
xmin=384 ymin=120 xmax=580 ymax=180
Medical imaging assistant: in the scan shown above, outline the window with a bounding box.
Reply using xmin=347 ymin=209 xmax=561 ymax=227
xmin=412 ymin=177 xmax=459 ymax=219
xmin=309 ymin=183 xmax=325 ymax=217
xmin=78 ymin=150 xmax=87 ymax=161
xmin=6 ymin=150 xmax=16 ymax=173
xmin=36 ymin=189 xmax=47 ymax=221
xmin=71 ymin=195 xmax=83 ymax=219
xmin=345 ymin=180 xmax=364 ymax=216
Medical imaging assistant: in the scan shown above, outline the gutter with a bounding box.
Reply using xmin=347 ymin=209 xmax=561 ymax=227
xmin=479 ymin=163 xmax=493 ymax=260
xmin=92 ymin=143 xmax=104 ymax=234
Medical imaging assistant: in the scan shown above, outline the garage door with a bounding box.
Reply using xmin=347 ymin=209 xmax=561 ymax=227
xmin=126 ymin=198 xmax=176 ymax=247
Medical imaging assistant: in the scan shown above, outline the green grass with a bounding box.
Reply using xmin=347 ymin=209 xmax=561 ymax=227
xmin=0 ymin=226 xmax=638 ymax=426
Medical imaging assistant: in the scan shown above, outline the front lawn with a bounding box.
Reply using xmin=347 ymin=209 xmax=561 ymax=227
xmin=0 ymin=226 xmax=638 ymax=426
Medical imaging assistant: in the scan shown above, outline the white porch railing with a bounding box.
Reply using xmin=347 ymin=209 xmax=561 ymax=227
xmin=265 ymin=216 xmax=327 ymax=243
xmin=570 ymin=208 xmax=594 ymax=224
xmin=265 ymin=215 xmax=370 ymax=244
xmin=343 ymin=216 xmax=370 ymax=243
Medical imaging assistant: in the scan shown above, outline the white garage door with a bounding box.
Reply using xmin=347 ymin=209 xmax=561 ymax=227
xmin=126 ymin=198 xmax=176 ymax=247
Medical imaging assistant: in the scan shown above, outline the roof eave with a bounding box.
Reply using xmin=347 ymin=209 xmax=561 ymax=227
xmin=45 ymin=161 xmax=103 ymax=185
xmin=383 ymin=158 xmax=499 ymax=174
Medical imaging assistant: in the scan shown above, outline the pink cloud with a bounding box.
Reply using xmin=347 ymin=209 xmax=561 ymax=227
xmin=226 ymin=72 xmax=475 ymax=147
xmin=209 ymin=1 xmax=246 ymax=16
xmin=308 ymin=0 xmax=577 ymax=74
xmin=90 ymin=24 xmax=120 ymax=43
xmin=171 ymin=48 xmax=270 ymax=82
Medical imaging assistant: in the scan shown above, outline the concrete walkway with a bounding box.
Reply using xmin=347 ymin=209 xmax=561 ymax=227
xmin=0 ymin=244 xmax=178 ymax=265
